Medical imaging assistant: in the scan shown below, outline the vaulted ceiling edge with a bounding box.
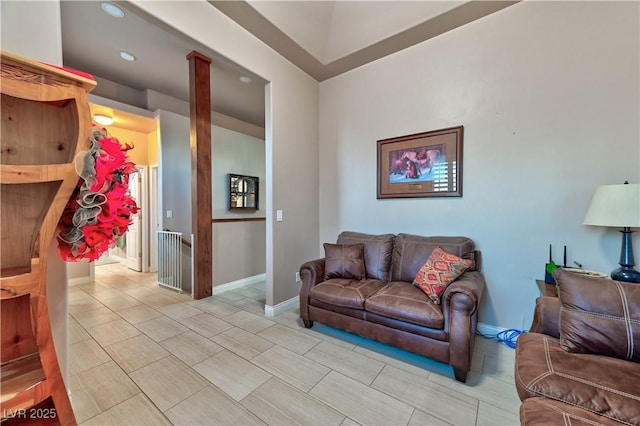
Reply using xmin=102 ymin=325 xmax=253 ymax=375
xmin=210 ymin=0 xmax=521 ymax=82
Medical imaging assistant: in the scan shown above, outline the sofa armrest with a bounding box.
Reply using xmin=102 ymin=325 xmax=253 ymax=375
xmin=442 ymin=271 xmax=485 ymax=380
xmin=442 ymin=271 xmax=485 ymax=316
xmin=299 ymin=258 xmax=326 ymax=322
xmin=528 ymin=296 xmax=560 ymax=338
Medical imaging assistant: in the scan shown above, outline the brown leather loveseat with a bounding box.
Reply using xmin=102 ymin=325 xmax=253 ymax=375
xmin=299 ymin=231 xmax=485 ymax=383
xmin=515 ymin=270 xmax=640 ymax=425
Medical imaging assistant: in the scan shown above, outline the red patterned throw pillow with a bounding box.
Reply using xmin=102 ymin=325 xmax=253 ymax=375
xmin=413 ymin=246 xmax=472 ymax=304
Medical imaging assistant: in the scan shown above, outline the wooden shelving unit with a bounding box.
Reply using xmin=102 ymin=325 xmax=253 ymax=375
xmin=1 ymin=51 xmax=95 ymax=425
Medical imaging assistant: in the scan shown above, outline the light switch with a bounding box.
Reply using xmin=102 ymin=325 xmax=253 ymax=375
xmin=276 ymin=209 xmax=283 ymax=222
xmin=166 ymin=210 xmax=173 ymax=218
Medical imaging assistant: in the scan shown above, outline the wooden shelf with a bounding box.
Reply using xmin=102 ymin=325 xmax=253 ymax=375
xmin=1 ymin=181 xmax=61 ymax=274
xmin=0 ymin=262 xmax=41 ymax=299
xmin=1 ymin=353 xmax=46 ymax=407
xmin=535 ymin=279 xmax=557 ymax=298
xmin=1 ymin=50 xmax=96 ymax=425
xmin=1 ymin=95 xmax=80 ymax=166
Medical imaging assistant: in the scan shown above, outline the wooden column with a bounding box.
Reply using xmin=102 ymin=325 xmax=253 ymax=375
xmin=187 ymin=51 xmax=213 ymax=299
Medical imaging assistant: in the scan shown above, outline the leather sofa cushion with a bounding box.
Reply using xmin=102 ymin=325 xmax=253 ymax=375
xmin=391 ymin=234 xmax=475 ymax=283
xmin=337 ymin=231 xmax=395 ymax=281
xmin=520 ymin=397 xmax=624 ymax=426
xmin=515 ymin=332 xmax=640 ymax=425
xmin=310 ymin=278 xmax=386 ymax=309
xmin=556 ymin=269 xmax=640 ymax=361
xmin=323 ymin=243 xmax=366 ymax=280
xmin=364 ymin=282 xmax=444 ymax=329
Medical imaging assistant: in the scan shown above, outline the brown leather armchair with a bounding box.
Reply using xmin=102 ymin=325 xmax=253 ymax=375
xmin=515 ymin=270 xmax=640 ymax=425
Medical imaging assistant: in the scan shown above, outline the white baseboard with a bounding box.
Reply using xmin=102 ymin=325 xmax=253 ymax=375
xmin=68 ymin=276 xmax=94 ymax=286
xmin=265 ymin=296 xmax=299 ymax=317
xmin=477 ymin=322 xmax=524 ymax=337
xmin=213 ymin=273 xmax=266 ymax=294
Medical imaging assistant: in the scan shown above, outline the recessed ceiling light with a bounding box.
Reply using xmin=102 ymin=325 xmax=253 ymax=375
xmin=101 ymin=2 xmax=125 ymax=18
xmin=93 ymin=114 xmax=114 ymax=126
xmin=119 ymin=51 xmax=136 ymax=62
xmin=239 ymin=75 xmax=252 ymax=84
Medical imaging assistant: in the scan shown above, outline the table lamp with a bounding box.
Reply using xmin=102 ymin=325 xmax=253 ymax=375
xmin=583 ymin=182 xmax=640 ymax=283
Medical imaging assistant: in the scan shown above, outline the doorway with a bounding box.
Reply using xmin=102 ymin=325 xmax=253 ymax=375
xmin=87 ymin=103 xmax=158 ymax=277
xmin=123 ymin=166 xmax=147 ymax=271
xmin=103 ymin=165 xmax=147 ymax=272
xmin=149 ymin=165 xmax=159 ymax=273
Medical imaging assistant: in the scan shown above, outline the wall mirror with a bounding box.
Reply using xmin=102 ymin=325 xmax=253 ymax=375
xmin=229 ymin=174 xmax=259 ymax=210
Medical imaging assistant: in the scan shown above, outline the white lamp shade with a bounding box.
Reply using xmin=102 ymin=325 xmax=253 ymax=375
xmin=583 ymin=183 xmax=640 ymax=227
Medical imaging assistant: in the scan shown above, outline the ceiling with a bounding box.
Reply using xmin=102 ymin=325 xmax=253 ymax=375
xmin=61 ymin=1 xmax=268 ymax=131
xmin=60 ymin=1 xmax=517 ymax=133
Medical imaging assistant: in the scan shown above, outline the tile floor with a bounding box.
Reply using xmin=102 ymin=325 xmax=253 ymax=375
xmin=68 ymin=262 xmax=521 ymax=425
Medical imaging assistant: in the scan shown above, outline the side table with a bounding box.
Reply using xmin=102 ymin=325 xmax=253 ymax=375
xmin=535 ymin=279 xmax=557 ymax=297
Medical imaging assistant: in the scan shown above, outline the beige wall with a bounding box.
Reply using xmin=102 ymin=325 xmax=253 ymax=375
xmin=212 ymin=126 xmax=265 ymax=220
xmin=319 ymin=1 xmax=640 ymax=329
xmin=158 ymin=110 xmax=190 ymax=236
xmin=107 ymin=126 xmax=150 ymax=166
xmin=1 ymin=0 xmax=62 ymax=64
xmin=148 ymin=127 xmax=159 ymax=166
xmin=212 ymin=126 xmax=266 ymax=286
xmin=136 ymin=0 xmax=320 ymax=308
xmin=213 ymin=221 xmax=266 ymax=285
xmin=146 ymin=89 xmax=264 ymax=140
xmin=67 ymin=259 xmax=91 ymax=281
xmin=158 ymin=109 xmax=266 ymax=290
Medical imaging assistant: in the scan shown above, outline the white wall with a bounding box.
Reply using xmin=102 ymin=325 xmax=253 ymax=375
xmin=319 ymin=1 xmax=640 ymax=329
xmin=136 ymin=0 xmax=320 ymax=308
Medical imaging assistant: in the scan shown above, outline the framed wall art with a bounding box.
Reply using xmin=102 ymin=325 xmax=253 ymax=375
xmin=229 ymin=173 xmax=259 ymax=209
xmin=377 ymin=126 xmax=463 ymax=199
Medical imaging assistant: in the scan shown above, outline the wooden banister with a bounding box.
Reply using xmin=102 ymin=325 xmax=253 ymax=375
xmin=212 ymin=218 xmax=266 ymax=223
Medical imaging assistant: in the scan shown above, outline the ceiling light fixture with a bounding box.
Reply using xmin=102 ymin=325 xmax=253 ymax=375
xmin=93 ymin=114 xmax=114 ymax=126
xmin=100 ymin=2 xmax=125 ymax=18
xmin=119 ymin=51 xmax=136 ymax=62
xmin=239 ymin=75 xmax=252 ymax=84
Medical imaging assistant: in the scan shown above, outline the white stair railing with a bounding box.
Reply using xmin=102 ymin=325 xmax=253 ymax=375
xmin=157 ymin=230 xmax=183 ymax=293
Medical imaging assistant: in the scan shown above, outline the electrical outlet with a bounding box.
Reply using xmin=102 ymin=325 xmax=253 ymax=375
xmin=166 ymin=210 xmax=173 ymax=218
xmin=276 ymin=209 xmax=283 ymax=222
xmin=295 ymin=272 xmax=301 ymax=282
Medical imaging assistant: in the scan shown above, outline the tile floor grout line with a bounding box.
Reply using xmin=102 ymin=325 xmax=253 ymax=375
xmin=71 ymin=327 xmax=166 ymax=423
xmin=68 ymin=264 xmax=520 ymax=425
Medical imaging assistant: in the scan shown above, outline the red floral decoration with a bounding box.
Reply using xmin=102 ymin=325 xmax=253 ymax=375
xmin=57 ymin=126 xmax=139 ymax=261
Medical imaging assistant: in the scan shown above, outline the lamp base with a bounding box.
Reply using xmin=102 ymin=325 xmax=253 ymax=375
xmin=611 ymin=267 xmax=640 ymax=283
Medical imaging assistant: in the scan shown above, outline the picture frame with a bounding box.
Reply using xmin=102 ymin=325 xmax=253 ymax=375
xmin=229 ymin=173 xmax=259 ymax=209
xmin=377 ymin=125 xmax=463 ymax=199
